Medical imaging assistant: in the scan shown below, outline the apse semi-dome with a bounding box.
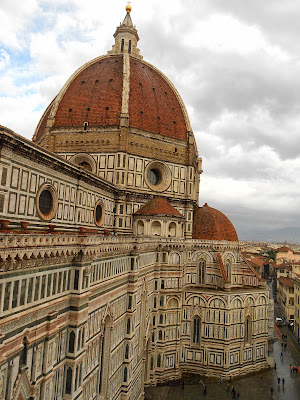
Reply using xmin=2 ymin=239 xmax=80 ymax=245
xmin=193 ymin=203 xmax=238 ymax=242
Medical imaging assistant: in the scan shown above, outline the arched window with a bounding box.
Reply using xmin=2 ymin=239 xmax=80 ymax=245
xmin=150 ymin=357 xmax=154 ymax=370
xmin=121 ymin=38 xmax=124 ymax=52
xmin=126 ymin=319 xmax=131 ymax=334
xmin=125 ymin=344 xmax=129 ymax=359
xmin=151 ymin=221 xmax=161 ymax=236
xmin=160 ymin=296 xmax=164 ymax=307
xmin=192 ymin=317 xmax=200 ymax=344
xmin=66 ymin=367 xmax=73 ymax=394
xmin=152 ymin=332 xmax=155 ymax=342
xmin=170 ymin=252 xmax=180 ymax=264
xmin=168 ymin=222 xmax=176 ymax=237
xmin=74 ymin=365 xmax=78 ymax=391
xmin=153 ymin=297 xmax=157 ymax=308
xmin=128 ymin=40 xmax=132 ymax=54
xmin=77 ymin=330 xmax=81 ymax=351
xmin=137 ymin=220 xmax=144 ymax=235
xmin=81 ymin=328 xmax=85 ymax=347
xmin=128 ymin=295 xmax=132 ymax=309
xmin=159 ymin=314 xmax=163 ymax=324
xmin=74 ymin=270 xmax=79 ymax=290
xmin=158 ymin=330 xmax=163 ymax=340
xmin=157 ymin=354 xmax=161 ymax=367
xmin=152 ymin=316 xmax=156 ymax=326
xmin=79 ymin=363 xmax=82 ymax=386
xmin=20 ymin=337 xmax=28 ymax=367
xmin=69 ymin=331 xmax=75 ymax=353
xmin=225 ymin=260 xmax=231 ymax=280
xmin=199 ymin=259 xmax=206 ymax=284
xmin=245 ymin=317 xmax=252 ymax=344
xmin=124 ymin=367 xmax=128 ymax=382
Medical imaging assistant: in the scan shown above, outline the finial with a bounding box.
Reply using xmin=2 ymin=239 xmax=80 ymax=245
xmin=126 ymin=1 xmax=132 ymax=13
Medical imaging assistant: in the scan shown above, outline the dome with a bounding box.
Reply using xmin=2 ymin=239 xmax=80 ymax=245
xmin=134 ymin=197 xmax=183 ymax=217
xmin=32 ymin=5 xmax=193 ymax=148
xmin=32 ymin=8 xmax=199 ymax=181
xmin=193 ymin=203 xmax=238 ymax=242
xmin=33 ymin=55 xmax=188 ymax=142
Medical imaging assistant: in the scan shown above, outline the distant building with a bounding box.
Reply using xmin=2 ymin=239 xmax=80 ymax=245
xmin=242 ymin=253 xmax=274 ymax=279
xmin=294 ymin=277 xmax=300 ymax=339
xmin=277 ymin=277 xmax=295 ymax=321
xmin=275 ymin=246 xmax=300 ymax=264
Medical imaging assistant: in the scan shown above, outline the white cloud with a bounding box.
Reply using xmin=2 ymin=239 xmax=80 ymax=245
xmin=184 ymin=14 xmax=290 ymax=61
xmin=0 ymin=0 xmax=40 ymax=49
xmin=0 ymin=49 xmax=10 ymax=69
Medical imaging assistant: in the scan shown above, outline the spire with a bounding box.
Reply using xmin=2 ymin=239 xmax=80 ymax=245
xmin=123 ymin=2 xmax=133 ymax=27
xmin=108 ymin=3 xmax=142 ymax=58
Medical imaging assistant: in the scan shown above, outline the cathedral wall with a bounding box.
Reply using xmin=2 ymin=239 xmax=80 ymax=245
xmin=58 ymin=150 xmax=196 ymax=237
xmin=0 ymin=131 xmax=117 ymax=232
xmin=61 ymin=151 xmax=198 ymax=201
xmin=0 ymin=236 xmax=270 ymax=399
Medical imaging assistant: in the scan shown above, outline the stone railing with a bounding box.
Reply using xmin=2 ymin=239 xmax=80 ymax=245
xmin=0 ymin=232 xmax=239 ymax=273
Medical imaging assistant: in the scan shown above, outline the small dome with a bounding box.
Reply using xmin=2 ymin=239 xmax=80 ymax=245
xmin=193 ymin=203 xmax=238 ymax=242
xmin=134 ymin=197 xmax=183 ymax=217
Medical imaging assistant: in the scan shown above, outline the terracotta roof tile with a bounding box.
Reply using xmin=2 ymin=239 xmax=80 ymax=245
xmin=242 ymin=255 xmax=263 ymax=280
xmin=274 ymin=263 xmax=291 ymax=269
xmin=134 ymin=197 xmax=183 ymax=217
xmin=216 ymin=253 xmax=229 ymax=282
xmin=278 ymin=277 xmax=294 ymax=287
xmin=276 ymin=246 xmax=291 ymax=253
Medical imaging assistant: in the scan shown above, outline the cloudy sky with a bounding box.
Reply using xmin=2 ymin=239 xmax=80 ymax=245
xmin=1 ymin=0 xmax=300 ymax=242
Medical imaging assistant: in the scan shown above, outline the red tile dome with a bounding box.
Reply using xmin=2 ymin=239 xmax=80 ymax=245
xmin=33 ymin=54 xmax=189 ymax=142
xmin=193 ymin=203 xmax=238 ymax=242
xmin=134 ymin=197 xmax=183 ymax=217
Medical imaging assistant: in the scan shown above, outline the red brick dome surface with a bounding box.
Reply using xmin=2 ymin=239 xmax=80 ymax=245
xmin=34 ymin=55 xmax=188 ymax=141
xmin=193 ymin=203 xmax=238 ymax=242
xmin=129 ymin=59 xmax=186 ymax=140
xmin=53 ymin=56 xmax=123 ymax=129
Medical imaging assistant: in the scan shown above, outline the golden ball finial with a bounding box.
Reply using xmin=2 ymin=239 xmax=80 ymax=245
xmin=126 ymin=2 xmax=132 ymax=13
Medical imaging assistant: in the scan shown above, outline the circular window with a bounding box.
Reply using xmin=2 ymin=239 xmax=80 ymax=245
xmin=148 ymin=169 xmax=161 ymax=185
xmin=94 ymin=200 xmax=105 ymax=227
xmin=39 ymin=190 xmax=53 ymax=215
xmin=70 ymin=153 xmax=96 ymax=174
xmin=145 ymin=161 xmax=171 ymax=192
xmin=36 ymin=184 xmax=58 ymax=221
xmin=79 ymin=161 xmax=92 ymax=171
